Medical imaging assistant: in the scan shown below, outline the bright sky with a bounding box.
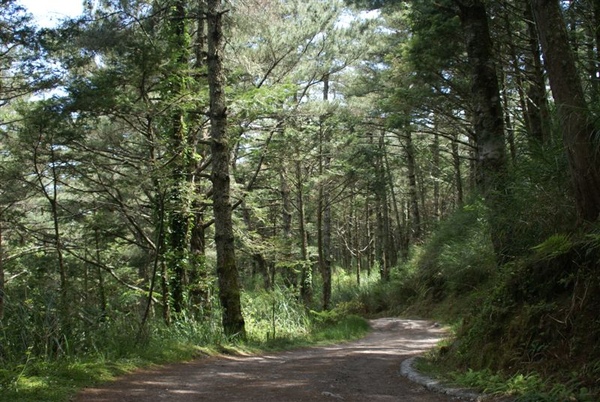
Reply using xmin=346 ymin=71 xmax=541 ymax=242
xmin=18 ymin=0 xmax=84 ymax=27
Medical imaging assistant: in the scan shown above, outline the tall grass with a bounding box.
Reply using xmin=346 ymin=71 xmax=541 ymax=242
xmin=0 ymin=276 xmax=373 ymax=402
xmin=243 ymin=284 xmax=311 ymax=342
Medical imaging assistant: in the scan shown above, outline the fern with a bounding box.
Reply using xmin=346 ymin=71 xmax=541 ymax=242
xmin=531 ymin=234 xmax=572 ymax=261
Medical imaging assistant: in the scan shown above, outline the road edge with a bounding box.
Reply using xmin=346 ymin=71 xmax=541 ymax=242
xmin=400 ymin=356 xmax=485 ymax=401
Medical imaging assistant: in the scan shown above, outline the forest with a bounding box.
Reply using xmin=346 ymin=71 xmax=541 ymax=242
xmin=1 ymin=0 xmax=600 ymax=400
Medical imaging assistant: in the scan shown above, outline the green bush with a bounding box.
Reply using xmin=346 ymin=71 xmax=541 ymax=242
xmin=412 ymin=199 xmax=496 ymax=301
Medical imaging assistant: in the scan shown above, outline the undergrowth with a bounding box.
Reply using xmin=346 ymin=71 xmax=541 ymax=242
xmin=441 ymin=231 xmax=600 ymax=401
xmin=0 ymin=283 xmax=370 ymax=402
xmin=332 ymin=181 xmax=599 ymax=400
xmin=401 ymin=223 xmax=600 ymax=401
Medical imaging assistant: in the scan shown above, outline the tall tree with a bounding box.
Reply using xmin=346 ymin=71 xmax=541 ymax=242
xmin=207 ymin=0 xmax=246 ymax=337
xmin=164 ymin=0 xmax=193 ymax=315
xmin=318 ymin=77 xmax=333 ymax=309
xmin=454 ymin=0 xmax=512 ymax=261
xmin=523 ymin=1 xmax=551 ymax=145
xmin=0 ymin=0 xmax=37 ymax=322
xmin=530 ymin=0 xmax=600 ymax=222
xmin=455 ymin=0 xmax=506 ymax=195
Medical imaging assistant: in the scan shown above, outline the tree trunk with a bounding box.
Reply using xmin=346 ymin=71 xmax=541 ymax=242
xmin=280 ymin=169 xmax=296 ymax=289
xmin=383 ymin=138 xmax=402 ymax=266
xmin=188 ymin=0 xmax=211 ymax=318
xmin=531 ymin=0 xmax=600 ymax=222
xmin=585 ymin=24 xmax=598 ymax=104
xmin=405 ymin=131 xmax=421 ymax=241
xmin=322 ymin=181 xmax=332 ymax=309
xmin=317 ymin=143 xmax=332 ymax=310
xmin=161 ymin=259 xmax=171 ymax=325
xmin=504 ymin=6 xmax=531 ymax=146
xmin=375 ymin=202 xmax=386 ymax=281
xmin=166 ymin=0 xmax=192 ymax=315
xmin=0 ymin=220 xmax=4 ymax=320
xmin=365 ymin=198 xmax=373 ymax=276
xmin=499 ymin=69 xmax=517 ymax=162
xmin=94 ymin=228 xmax=107 ymax=318
xmin=456 ymin=0 xmax=509 ymax=260
xmin=296 ymin=160 xmax=312 ymax=305
xmin=451 ymin=133 xmax=464 ymax=207
xmin=140 ymin=206 xmax=164 ymax=334
xmin=208 ymin=0 xmax=246 ymax=337
xmin=524 ymin=1 xmax=551 ymax=145
xmin=149 ymin=124 xmax=171 ymax=325
xmin=34 ymin=138 xmax=69 ymax=326
xmin=51 ymin=154 xmax=68 ymax=323
xmin=189 ymin=208 xmax=211 ymax=317
xmin=350 ymin=187 xmax=361 ymax=285
xmin=252 ymin=253 xmax=271 ymax=290
xmin=318 ymin=76 xmax=332 ymax=310
xmin=594 ymin=0 xmax=600 ymax=99
xmin=378 ymin=132 xmax=392 ymax=280
xmin=432 ymin=130 xmax=441 ymax=221
xmin=456 ymin=0 xmax=507 ymax=194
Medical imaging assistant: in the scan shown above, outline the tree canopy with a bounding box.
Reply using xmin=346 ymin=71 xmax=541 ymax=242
xmin=1 ymin=0 xmax=600 ymax=399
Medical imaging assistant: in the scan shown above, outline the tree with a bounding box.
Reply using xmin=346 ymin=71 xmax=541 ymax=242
xmin=0 ymin=0 xmax=39 ymax=106
xmin=0 ymin=0 xmax=37 ymax=321
xmin=530 ymin=0 xmax=600 ymax=223
xmin=207 ymin=0 xmax=246 ymax=338
xmin=317 ymin=81 xmax=333 ymax=308
xmin=455 ymin=0 xmax=509 ymax=259
xmin=163 ymin=0 xmax=194 ymax=316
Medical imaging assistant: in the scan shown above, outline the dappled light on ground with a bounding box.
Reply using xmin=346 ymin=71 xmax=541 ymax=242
xmin=74 ymin=318 xmax=454 ymax=402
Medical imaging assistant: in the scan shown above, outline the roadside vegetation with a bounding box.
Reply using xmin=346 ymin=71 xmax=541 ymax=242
xmin=0 ymin=285 xmax=369 ymax=402
xmin=333 ymin=137 xmax=600 ymax=401
xmin=2 ymin=1 xmax=600 ymax=401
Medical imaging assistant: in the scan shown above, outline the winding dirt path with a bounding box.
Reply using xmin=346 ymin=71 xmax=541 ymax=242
xmin=73 ymin=318 xmax=457 ymax=401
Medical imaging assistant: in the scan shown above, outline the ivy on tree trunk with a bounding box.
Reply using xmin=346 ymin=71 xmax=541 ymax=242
xmin=207 ymin=0 xmax=246 ymax=338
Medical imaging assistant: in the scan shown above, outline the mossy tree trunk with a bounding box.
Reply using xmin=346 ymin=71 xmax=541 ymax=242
xmin=165 ymin=0 xmax=193 ymax=315
xmin=207 ymin=0 xmax=246 ymax=338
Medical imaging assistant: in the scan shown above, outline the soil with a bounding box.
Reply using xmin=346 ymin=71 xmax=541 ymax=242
xmin=72 ymin=318 xmax=460 ymax=402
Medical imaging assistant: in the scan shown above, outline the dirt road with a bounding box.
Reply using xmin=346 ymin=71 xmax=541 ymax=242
xmin=73 ymin=318 xmax=458 ymax=401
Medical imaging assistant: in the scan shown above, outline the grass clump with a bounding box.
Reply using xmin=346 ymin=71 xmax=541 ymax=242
xmin=243 ymin=284 xmax=311 ymax=343
xmin=243 ymin=283 xmax=370 ymax=350
xmin=0 ymin=314 xmax=221 ymax=402
xmin=308 ymin=311 xmax=370 ymax=343
xmin=412 ymin=199 xmax=497 ymax=303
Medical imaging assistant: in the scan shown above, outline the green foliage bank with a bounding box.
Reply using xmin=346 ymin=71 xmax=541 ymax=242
xmin=339 ymin=145 xmax=600 ymax=400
